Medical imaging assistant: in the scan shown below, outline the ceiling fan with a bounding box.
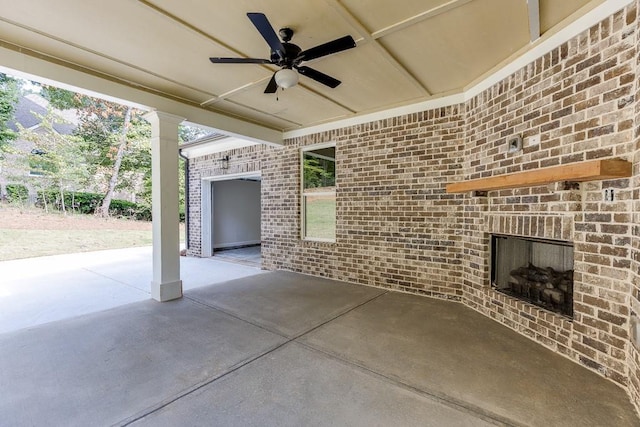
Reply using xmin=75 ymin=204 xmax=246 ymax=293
xmin=209 ymin=13 xmax=357 ymax=93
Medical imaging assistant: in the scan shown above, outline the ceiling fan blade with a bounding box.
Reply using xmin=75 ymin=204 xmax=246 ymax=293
xmin=247 ymin=13 xmax=285 ymax=59
xmin=296 ymin=35 xmax=356 ymax=62
xmin=296 ymin=66 xmax=341 ymax=88
xmin=209 ymin=57 xmax=272 ymax=64
xmin=264 ymin=73 xmax=278 ymax=93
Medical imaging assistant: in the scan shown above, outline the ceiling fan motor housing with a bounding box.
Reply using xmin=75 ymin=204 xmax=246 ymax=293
xmin=270 ymin=42 xmax=302 ymax=67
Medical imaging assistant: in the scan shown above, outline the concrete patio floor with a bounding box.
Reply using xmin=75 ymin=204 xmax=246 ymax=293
xmin=1 ymin=270 xmax=638 ymax=426
xmin=0 ymin=246 xmax=263 ymax=334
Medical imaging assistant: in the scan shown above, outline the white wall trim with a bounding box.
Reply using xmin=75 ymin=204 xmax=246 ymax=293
xmin=283 ymin=0 xmax=633 ymax=140
xmin=284 ymin=93 xmax=464 ymax=139
xmin=203 ymin=171 xmax=262 ymax=182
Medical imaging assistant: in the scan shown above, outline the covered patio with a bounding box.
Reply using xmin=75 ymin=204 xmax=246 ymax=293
xmin=2 ymin=0 xmax=640 ymax=423
xmin=1 ymin=271 xmax=637 ymax=426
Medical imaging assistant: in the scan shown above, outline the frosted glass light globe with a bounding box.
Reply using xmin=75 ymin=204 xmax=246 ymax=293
xmin=275 ymin=68 xmax=299 ymax=89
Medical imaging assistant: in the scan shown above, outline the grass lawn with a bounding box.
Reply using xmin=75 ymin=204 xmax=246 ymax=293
xmin=0 ymin=205 xmax=183 ymax=261
xmin=0 ymin=229 xmax=154 ymax=261
xmin=305 ymin=196 xmax=336 ymax=240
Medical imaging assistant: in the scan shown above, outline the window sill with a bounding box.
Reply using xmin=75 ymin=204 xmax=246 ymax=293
xmin=302 ymin=237 xmax=336 ymax=244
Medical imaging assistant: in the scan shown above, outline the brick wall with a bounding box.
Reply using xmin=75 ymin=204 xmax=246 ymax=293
xmin=188 ymin=110 xmax=466 ymax=299
xmin=460 ymin=2 xmax=638 ymax=388
xmin=186 ymin=144 xmax=266 ymax=256
xmin=458 ymin=0 xmax=639 ymax=409
xmin=186 ymin=0 xmax=640 ymax=413
xmin=263 ymin=111 xmax=467 ymax=298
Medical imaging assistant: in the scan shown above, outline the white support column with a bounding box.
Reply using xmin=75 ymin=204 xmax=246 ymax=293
xmin=144 ymin=111 xmax=184 ymax=302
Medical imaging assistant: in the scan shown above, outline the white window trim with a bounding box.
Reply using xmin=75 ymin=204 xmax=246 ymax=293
xmin=301 ymin=142 xmax=336 ymax=242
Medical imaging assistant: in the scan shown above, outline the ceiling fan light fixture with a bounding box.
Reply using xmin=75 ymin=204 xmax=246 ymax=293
xmin=275 ymin=68 xmax=299 ymax=88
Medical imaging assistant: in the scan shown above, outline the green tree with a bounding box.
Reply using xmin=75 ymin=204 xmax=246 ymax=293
xmin=303 ymin=155 xmax=335 ymax=188
xmin=0 ymin=74 xmax=19 ymax=153
xmin=17 ymin=109 xmax=88 ymax=212
xmin=43 ymin=86 xmax=197 ymax=219
xmin=43 ymin=86 xmax=151 ymax=217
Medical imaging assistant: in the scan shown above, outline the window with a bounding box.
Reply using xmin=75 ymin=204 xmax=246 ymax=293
xmin=301 ymin=143 xmax=336 ymax=241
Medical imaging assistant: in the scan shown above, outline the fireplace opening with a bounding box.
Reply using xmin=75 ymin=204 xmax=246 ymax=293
xmin=491 ymin=234 xmax=574 ymax=318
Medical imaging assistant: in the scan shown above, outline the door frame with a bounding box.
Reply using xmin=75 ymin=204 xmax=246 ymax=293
xmin=200 ymin=171 xmax=261 ymax=257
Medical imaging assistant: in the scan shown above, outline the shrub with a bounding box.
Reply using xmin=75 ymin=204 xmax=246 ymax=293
xmin=5 ymin=184 xmax=29 ymax=204
xmin=134 ymin=203 xmax=152 ymax=221
xmin=68 ymin=191 xmax=103 ymax=214
xmin=35 ymin=190 xmax=153 ymax=221
xmin=108 ymin=199 xmax=137 ymax=217
xmin=37 ymin=190 xmax=102 ymax=214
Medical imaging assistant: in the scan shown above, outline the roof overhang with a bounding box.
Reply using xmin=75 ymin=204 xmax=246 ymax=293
xmin=179 ymin=134 xmax=261 ymax=159
xmin=0 ymin=42 xmax=283 ymax=147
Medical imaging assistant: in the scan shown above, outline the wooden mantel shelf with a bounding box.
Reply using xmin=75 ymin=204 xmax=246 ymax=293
xmin=446 ymin=159 xmax=632 ymax=193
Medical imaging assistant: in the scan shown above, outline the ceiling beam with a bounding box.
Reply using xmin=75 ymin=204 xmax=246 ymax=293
xmin=527 ymin=0 xmax=541 ymax=42
xmin=0 ymin=10 xmax=300 ymax=134
xmin=137 ymin=0 xmax=252 ymax=63
xmin=324 ymin=0 xmax=431 ymax=96
xmin=201 ymin=78 xmax=272 ymax=106
xmin=371 ymin=0 xmax=473 ymax=39
xmin=0 ymin=42 xmax=283 ymax=145
xmin=0 ymin=15 xmax=217 ymax=102
xmin=136 ymin=0 xmax=270 ymax=99
xmin=218 ymin=98 xmax=304 ymax=128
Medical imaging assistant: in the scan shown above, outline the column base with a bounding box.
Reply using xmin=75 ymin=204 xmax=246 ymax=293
xmin=151 ymin=279 xmax=183 ymax=302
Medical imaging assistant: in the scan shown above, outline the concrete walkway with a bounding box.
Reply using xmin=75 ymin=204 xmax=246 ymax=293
xmin=0 ymin=271 xmax=637 ymax=426
xmin=0 ymin=246 xmax=263 ymax=334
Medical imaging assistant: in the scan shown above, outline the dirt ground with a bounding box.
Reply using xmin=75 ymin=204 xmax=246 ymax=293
xmin=0 ymin=205 xmax=152 ymax=230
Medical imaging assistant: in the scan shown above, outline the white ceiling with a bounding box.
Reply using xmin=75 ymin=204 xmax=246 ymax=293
xmin=0 ymin=0 xmax=607 ymax=134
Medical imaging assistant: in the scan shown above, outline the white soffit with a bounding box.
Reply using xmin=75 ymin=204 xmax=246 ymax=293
xmin=283 ymin=0 xmax=632 ymax=140
xmin=180 ymin=136 xmax=259 ymax=159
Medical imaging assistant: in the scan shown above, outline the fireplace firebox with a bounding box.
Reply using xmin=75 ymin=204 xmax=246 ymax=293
xmin=491 ymin=234 xmax=574 ymax=318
